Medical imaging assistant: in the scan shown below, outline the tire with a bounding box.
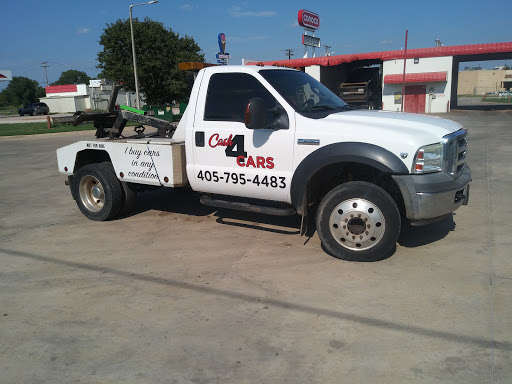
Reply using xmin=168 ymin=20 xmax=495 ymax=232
xmin=72 ymin=162 xmax=123 ymax=221
xmin=32 ymin=110 xmax=37 ymax=116
xmin=19 ymin=112 xmax=24 ymax=116
xmin=316 ymin=181 xmax=400 ymax=261
xmin=367 ymin=101 xmax=375 ymax=110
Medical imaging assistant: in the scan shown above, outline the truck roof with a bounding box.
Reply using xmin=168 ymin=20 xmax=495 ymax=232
xmin=201 ymin=65 xmax=298 ymax=75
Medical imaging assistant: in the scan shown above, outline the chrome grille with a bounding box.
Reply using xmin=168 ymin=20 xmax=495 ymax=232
xmin=442 ymin=129 xmax=468 ymax=178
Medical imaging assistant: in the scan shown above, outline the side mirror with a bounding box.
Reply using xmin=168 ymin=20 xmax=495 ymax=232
xmin=244 ymin=98 xmax=289 ymax=130
xmin=244 ymin=98 xmax=266 ymax=129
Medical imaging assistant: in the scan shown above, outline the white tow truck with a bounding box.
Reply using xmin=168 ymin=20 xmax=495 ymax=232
xmin=57 ymin=65 xmax=470 ymax=261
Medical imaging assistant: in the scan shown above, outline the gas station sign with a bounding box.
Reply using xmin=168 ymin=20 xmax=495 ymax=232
xmin=298 ymin=10 xmax=320 ymax=30
xmin=302 ymin=34 xmax=321 ymax=48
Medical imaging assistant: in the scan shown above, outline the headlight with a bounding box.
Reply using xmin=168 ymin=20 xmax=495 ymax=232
xmin=412 ymin=142 xmax=443 ymax=173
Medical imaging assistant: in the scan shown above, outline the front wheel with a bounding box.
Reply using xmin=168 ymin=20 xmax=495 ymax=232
xmin=316 ymin=181 xmax=400 ymax=261
xmin=72 ymin=163 xmax=123 ymax=221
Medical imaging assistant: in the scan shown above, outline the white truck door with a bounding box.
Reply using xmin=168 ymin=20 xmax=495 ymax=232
xmin=189 ymin=71 xmax=295 ymax=203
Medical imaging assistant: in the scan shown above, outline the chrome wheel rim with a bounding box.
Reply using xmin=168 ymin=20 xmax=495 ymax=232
xmin=79 ymin=175 xmax=105 ymax=212
xmin=329 ymin=198 xmax=385 ymax=251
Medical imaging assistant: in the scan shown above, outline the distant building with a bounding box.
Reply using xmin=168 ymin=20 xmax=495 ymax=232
xmin=458 ymin=69 xmax=512 ymax=95
xmin=251 ymin=41 xmax=512 ymax=112
xmin=40 ymin=80 xmax=138 ymax=113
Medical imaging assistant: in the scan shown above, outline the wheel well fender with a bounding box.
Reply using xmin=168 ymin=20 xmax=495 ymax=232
xmin=73 ymin=149 xmax=112 ymax=173
xmin=290 ymin=142 xmax=408 ymax=214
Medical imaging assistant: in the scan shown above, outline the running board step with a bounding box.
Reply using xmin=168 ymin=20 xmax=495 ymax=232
xmin=200 ymin=195 xmax=296 ymax=216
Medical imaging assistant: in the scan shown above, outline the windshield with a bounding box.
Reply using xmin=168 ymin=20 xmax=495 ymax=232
xmin=259 ymin=69 xmax=349 ymax=117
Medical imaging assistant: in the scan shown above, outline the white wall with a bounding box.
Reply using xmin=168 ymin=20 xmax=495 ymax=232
xmin=382 ymin=56 xmax=453 ymax=113
xmin=42 ymin=83 xmax=137 ymax=113
xmin=305 ymin=65 xmax=321 ymax=81
xmin=40 ymin=96 xmax=77 ymax=113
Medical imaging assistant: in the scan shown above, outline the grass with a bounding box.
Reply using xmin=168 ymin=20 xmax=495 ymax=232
xmin=0 ymin=120 xmax=149 ymax=137
xmin=0 ymin=105 xmax=19 ymax=116
xmin=483 ymin=97 xmax=512 ymax=103
xmin=0 ymin=122 xmax=96 ymax=136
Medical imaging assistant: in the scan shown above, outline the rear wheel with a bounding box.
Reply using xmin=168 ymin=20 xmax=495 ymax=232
xmin=73 ymin=162 xmax=123 ymax=221
xmin=316 ymin=181 xmax=400 ymax=261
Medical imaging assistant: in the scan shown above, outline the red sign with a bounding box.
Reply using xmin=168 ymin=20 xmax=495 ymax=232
xmin=298 ymin=10 xmax=320 ymax=30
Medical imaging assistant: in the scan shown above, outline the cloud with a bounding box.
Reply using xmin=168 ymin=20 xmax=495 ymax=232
xmin=229 ymin=6 xmax=276 ymax=18
xmin=180 ymin=4 xmax=193 ymax=10
xmin=288 ymin=20 xmax=299 ymax=28
xmin=379 ymin=40 xmax=393 ymax=45
xmin=77 ymin=27 xmax=90 ymax=35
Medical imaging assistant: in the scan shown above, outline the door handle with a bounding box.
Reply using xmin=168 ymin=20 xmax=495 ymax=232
xmin=195 ymin=131 xmax=205 ymax=147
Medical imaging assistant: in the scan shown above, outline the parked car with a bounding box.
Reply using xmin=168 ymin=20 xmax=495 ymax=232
xmin=18 ymin=102 xmax=50 ymax=116
xmin=498 ymin=91 xmax=511 ymax=97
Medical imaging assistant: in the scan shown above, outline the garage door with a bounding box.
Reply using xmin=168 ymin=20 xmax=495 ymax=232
xmin=404 ymin=85 xmax=426 ymax=113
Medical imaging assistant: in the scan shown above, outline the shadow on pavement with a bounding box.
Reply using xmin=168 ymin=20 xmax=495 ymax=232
xmin=398 ymin=215 xmax=456 ymax=248
xmin=124 ymin=187 xmax=458 ymax=255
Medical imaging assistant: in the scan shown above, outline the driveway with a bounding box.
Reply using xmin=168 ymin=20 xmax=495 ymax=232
xmin=0 ymin=111 xmax=511 ymax=383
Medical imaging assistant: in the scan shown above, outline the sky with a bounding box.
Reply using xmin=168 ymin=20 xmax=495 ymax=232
xmin=1 ymin=0 xmax=511 ymax=90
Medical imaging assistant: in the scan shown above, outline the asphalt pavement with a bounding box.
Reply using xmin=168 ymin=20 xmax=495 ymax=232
xmin=0 ymin=111 xmax=511 ymax=383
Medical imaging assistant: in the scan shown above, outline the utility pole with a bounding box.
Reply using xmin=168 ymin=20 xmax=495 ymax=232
xmin=41 ymin=61 xmax=49 ymax=86
xmin=282 ymin=49 xmax=294 ymax=60
xmin=323 ymin=45 xmax=333 ymax=56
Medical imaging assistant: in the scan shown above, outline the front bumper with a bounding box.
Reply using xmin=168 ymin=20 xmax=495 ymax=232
xmin=392 ymin=166 xmax=471 ymax=225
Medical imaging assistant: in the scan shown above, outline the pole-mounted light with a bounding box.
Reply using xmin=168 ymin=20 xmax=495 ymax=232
xmin=129 ymin=0 xmax=159 ymax=109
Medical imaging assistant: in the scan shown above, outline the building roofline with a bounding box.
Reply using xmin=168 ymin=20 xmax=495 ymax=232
xmin=249 ymin=42 xmax=512 ymax=68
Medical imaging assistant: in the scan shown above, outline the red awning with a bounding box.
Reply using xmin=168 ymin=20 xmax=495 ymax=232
xmin=383 ymin=71 xmax=447 ymax=84
xmin=45 ymin=84 xmax=78 ymax=94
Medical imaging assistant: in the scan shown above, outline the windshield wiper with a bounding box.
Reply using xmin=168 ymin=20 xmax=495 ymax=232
xmin=303 ymin=104 xmax=338 ymax=111
xmin=303 ymin=104 xmax=352 ymax=111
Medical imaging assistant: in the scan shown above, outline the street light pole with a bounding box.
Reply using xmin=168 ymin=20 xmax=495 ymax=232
xmin=129 ymin=0 xmax=158 ymax=109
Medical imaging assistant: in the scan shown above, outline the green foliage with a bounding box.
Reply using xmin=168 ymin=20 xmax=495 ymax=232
xmin=0 ymin=77 xmax=45 ymax=107
xmin=97 ymin=18 xmax=204 ymax=105
xmin=0 ymin=105 xmax=18 ymax=115
xmin=51 ymin=69 xmax=91 ymax=85
xmin=0 ymin=122 xmax=95 ymax=136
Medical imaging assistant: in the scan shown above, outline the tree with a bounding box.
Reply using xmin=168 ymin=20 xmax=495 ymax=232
xmin=51 ymin=69 xmax=91 ymax=85
xmin=97 ymin=18 xmax=204 ymax=105
xmin=0 ymin=77 xmax=45 ymax=106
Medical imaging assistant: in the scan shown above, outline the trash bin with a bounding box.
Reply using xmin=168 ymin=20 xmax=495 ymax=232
xmin=142 ymin=105 xmax=174 ymax=121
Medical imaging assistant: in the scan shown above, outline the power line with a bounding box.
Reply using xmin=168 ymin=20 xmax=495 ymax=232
xmin=281 ymin=49 xmax=295 ymax=60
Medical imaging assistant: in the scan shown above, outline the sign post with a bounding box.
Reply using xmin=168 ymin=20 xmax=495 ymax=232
xmin=216 ymin=33 xmax=230 ymax=65
xmin=298 ymin=10 xmax=320 ymax=58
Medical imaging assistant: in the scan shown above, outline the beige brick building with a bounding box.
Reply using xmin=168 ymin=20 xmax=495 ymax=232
xmin=458 ymin=69 xmax=512 ymax=95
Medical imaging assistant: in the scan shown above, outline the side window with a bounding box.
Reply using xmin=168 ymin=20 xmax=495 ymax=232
xmin=204 ymin=73 xmax=279 ymax=123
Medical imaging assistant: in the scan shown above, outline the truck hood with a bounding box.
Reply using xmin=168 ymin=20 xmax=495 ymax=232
xmin=294 ymin=109 xmax=465 ymax=172
xmin=323 ymin=110 xmax=463 ymax=139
